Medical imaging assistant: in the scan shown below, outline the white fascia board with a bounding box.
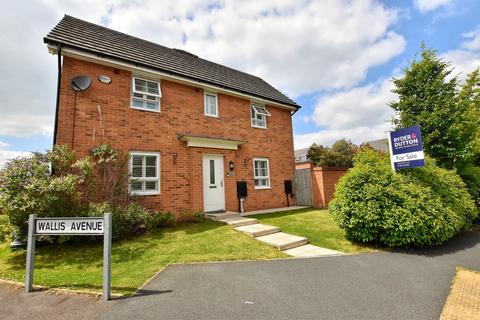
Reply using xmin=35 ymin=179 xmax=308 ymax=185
xmin=48 ymin=45 xmax=297 ymax=112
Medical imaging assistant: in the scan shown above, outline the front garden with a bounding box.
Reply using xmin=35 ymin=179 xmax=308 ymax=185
xmin=0 ymin=220 xmax=285 ymax=296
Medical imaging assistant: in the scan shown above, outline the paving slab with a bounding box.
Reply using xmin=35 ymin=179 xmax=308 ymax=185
xmin=284 ymin=244 xmax=344 ymax=258
xmin=256 ymin=232 xmax=308 ymax=250
xmin=439 ymin=268 xmax=480 ymax=320
xmin=218 ymin=216 xmax=258 ymax=227
xmin=234 ymin=223 xmax=280 ymax=237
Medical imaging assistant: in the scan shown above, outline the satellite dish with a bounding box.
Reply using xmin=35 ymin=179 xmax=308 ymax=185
xmin=71 ymin=75 xmax=92 ymax=92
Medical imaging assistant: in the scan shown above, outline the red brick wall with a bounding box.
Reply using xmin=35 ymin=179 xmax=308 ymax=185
xmin=311 ymin=167 xmax=348 ymax=208
xmin=294 ymin=163 xmax=348 ymax=208
xmin=57 ymin=56 xmax=296 ymax=217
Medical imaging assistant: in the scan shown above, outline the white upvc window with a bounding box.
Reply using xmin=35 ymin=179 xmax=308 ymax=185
xmin=253 ymin=158 xmax=270 ymax=189
xmin=131 ymin=77 xmax=161 ymax=112
xmin=204 ymin=91 xmax=218 ymax=117
xmin=251 ymin=105 xmax=271 ymax=128
xmin=129 ymin=152 xmax=160 ymax=195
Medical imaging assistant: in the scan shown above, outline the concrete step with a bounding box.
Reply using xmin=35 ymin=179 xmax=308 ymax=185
xmin=205 ymin=212 xmax=239 ymax=221
xmin=283 ymin=244 xmax=344 ymax=258
xmin=256 ymin=232 xmax=309 ymax=251
xmin=234 ymin=224 xmax=281 ymax=238
xmin=217 ymin=216 xmax=258 ymax=228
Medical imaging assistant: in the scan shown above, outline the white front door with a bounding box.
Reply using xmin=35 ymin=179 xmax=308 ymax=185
xmin=203 ymin=155 xmax=225 ymax=212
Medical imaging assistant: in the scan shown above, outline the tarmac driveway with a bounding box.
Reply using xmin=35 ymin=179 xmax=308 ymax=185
xmin=100 ymin=227 xmax=480 ymax=320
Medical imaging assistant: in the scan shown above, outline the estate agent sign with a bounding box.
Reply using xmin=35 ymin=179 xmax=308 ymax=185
xmin=25 ymin=214 xmax=112 ymax=300
xmin=387 ymin=125 xmax=425 ymax=170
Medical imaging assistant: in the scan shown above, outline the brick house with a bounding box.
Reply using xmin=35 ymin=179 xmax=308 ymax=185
xmin=44 ymin=16 xmax=300 ymax=217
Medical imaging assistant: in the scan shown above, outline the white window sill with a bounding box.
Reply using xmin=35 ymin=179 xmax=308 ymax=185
xmin=251 ymin=124 xmax=267 ymax=129
xmin=205 ymin=113 xmax=219 ymax=118
xmin=130 ymin=106 xmax=161 ymax=113
xmin=254 ymin=186 xmax=271 ymax=190
xmin=130 ymin=191 xmax=161 ymax=196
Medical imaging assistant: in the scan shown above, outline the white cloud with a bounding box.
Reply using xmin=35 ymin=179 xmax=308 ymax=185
xmin=442 ymin=50 xmax=480 ymax=80
xmin=413 ymin=0 xmax=452 ymax=13
xmin=461 ymin=26 xmax=480 ymax=52
xmin=0 ymin=141 xmax=30 ymax=168
xmin=441 ymin=26 xmax=480 ymax=81
xmin=294 ymin=122 xmax=393 ymax=149
xmin=295 ymin=78 xmax=396 ymax=148
xmin=0 ymin=1 xmax=405 ymax=140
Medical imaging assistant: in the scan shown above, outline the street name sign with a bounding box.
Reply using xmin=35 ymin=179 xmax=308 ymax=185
xmin=35 ymin=218 xmax=104 ymax=235
xmin=387 ymin=125 xmax=425 ymax=170
xmin=25 ymin=214 xmax=112 ymax=300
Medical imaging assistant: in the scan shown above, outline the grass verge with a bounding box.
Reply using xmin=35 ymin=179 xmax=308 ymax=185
xmin=0 ymin=220 xmax=286 ymax=296
xmin=251 ymin=208 xmax=377 ymax=254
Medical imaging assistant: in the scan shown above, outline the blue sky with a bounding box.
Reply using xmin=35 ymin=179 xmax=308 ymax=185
xmin=0 ymin=0 xmax=479 ymax=166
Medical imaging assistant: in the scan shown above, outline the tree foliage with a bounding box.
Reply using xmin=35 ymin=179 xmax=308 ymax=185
xmin=307 ymin=139 xmax=358 ymax=167
xmin=389 ymin=45 xmax=480 ymax=169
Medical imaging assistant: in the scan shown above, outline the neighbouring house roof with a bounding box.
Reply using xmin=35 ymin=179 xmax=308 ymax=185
xmin=294 ymin=147 xmax=309 ymax=162
xmin=364 ymin=138 xmax=389 ymax=153
xmin=44 ymin=15 xmax=300 ymax=109
xmin=294 ymin=147 xmax=309 ymax=158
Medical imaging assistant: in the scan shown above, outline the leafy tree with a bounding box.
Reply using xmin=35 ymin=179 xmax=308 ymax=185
xmin=389 ymin=44 xmax=479 ymax=169
xmin=306 ymin=143 xmax=327 ymax=166
xmin=307 ymin=139 xmax=357 ymax=167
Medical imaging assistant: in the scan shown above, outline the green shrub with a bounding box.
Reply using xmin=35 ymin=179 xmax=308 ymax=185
xmin=458 ymin=165 xmax=480 ymax=214
xmin=0 ymin=215 xmax=14 ymax=243
xmin=0 ymin=148 xmax=83 ymax=235
xmin=85 ymin=203 xmax=175 ymax=240
xmin=329 ymin=149 xmax=477 ymax=248
xmin=151 ymin=211 xmax=176 ymax=228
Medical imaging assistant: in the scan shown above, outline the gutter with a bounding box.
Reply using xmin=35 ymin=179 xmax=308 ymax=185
xmin=52 ymin=44 xmax=62 ymax=146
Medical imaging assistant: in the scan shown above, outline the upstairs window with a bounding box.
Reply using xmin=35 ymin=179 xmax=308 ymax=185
xmin=253 ymin=158 xmax=270 ymax=189
xmin=251 ymin=105 xmax=271 ymax=128
xmin=129 ymin=152 xmax=160 ymax=195
xmin=204 ymin=92 xmax=218 ymax=117
xmin=131 ymin=77 xmax=161 ymax=112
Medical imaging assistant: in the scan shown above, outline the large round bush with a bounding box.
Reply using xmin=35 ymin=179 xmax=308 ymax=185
xmin=329 ymin=150 xmax=478 ymax=248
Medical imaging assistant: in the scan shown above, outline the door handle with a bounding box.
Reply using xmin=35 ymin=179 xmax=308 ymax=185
xmin=221 ymin=180 xmax=223 ymax=187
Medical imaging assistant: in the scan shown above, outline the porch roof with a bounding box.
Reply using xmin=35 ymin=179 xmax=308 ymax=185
xmin=177 ymin=134 xmax=247 ymax=150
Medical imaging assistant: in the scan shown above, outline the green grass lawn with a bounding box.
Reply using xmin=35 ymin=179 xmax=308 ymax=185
xmin=251 ymin=208 xmax=377 ymax=254
xmin=0 ymin=220 xmax=286 ymax=296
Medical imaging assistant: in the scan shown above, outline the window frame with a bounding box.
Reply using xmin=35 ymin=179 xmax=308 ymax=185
xmin=131 ymin=77 xmax=162 ymax=113
xmin=129 ymin=151 xmax=161 ymax=195
xmin=253 ymin=157 xmax=271 ymax=189
xmin=204 ymin=91 xmax=219 ymax=117
xmin=251 ymin=104 xmax=271 ymax=129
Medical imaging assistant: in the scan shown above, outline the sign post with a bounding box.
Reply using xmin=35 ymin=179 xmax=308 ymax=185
xmin=25 ymin=213 xmax=112 ymax=300
xmin=387 ymin=125 xmax=425 ymax=170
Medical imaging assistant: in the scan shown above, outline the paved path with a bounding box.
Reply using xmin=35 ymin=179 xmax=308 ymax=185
xmin=100 ymin=227 xmax=480 ymax=320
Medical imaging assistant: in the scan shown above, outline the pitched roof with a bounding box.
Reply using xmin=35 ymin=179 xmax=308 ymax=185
xmin=44 ymin=15 xmax=300 ymax=109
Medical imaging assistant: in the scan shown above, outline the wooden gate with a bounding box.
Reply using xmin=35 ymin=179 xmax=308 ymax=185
xmin=295 ymin=169 xmax=312 ymax=206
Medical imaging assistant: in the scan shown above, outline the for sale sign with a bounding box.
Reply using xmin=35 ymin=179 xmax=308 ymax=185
xmin=387 ymin=125 xmax=425 ymax=170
